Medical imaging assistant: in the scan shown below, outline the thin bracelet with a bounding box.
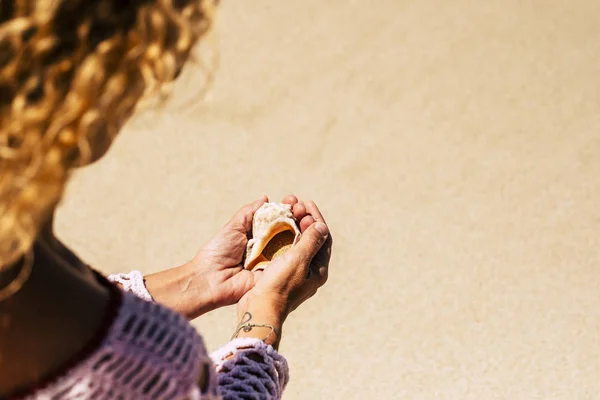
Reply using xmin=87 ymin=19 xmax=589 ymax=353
xmin=231 ymin=312 xmax=280 ymax=343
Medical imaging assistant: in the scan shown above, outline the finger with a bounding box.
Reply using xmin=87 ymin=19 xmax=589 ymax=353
xmin=251 ymin=268 xmax=265 ymax=280
xmin=304 ymin=200 xmax=327 ymax=224
xmin=230 ymin=269 xmax=257 ymax=298
xmin=281 ymin=194 xmax=299 ymax=207
xmin=292 ymin=201 xmax=307 ymax=221
xmin=313 ymin=264 xmax=329 ymax=286
xmin=288 ymin=221 xmax=329 ymax=266
xmin=308 ymin=264 xmax=328 ymax=288
xmin=228 ymin=195 xmax=268 ymax=232
xmin=299 ymin=215 xmax=315 ymax=233
xmin=309 ymin=234 xmax=332 ymax=286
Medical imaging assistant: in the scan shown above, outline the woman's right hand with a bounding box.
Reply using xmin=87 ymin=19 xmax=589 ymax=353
xmin=234 ymin=200 xmax=332 ymax=348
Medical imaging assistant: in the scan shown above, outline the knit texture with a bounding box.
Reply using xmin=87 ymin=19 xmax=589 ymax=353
xmin=212 ymin=338 xmax=290 ymax=400
xmin=14 ymin=271 xmax=289 ymax=399
xmin=108 ymin=270 xmax=153 ymax=302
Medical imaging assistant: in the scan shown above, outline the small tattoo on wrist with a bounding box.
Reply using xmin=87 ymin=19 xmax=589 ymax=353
xmin=231 ymin=312 xmax=280 ymax=343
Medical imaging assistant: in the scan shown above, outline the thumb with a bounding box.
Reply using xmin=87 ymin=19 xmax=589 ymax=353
xmin=289 ymin=222 xmax=329 ymax=263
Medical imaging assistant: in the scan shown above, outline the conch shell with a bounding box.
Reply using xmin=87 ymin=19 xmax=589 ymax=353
xmin=244 ymin=202 xmax=301 ymax=270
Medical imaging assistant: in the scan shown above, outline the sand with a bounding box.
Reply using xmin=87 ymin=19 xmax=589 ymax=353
xmin=57 ymin=1 xmax=600 ymax=398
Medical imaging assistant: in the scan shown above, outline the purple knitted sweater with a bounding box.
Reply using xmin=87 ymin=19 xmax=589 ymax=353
xmin=9 ymin=271 xmax=289 ymax=400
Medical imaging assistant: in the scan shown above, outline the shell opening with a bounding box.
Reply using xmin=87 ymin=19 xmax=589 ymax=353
xmin=246 ymin=227 xmax=297 ymax=270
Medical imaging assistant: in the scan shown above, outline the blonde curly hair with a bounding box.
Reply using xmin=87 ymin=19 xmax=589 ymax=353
xmin=0 ymin=0 xmax=216 ymax=276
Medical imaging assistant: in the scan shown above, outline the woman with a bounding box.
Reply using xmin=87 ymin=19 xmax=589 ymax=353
xmin=0 ymin=0 xmax=332 ymax=399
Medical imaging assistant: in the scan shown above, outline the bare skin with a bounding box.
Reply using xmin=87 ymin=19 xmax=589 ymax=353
xmin=235 ymin=200 xmax=332 ymax=349
xmin=0 ymin=235 xmax=110 ymax=393
xmin=0 ymin=195 xmax=331 ymax=395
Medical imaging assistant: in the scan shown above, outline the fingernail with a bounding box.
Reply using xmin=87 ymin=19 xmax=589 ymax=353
xmin=314 ymin=222 xmax=329 ymax=237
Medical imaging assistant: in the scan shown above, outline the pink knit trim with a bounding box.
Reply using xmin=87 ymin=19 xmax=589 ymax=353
xmin=107 ymin=270 xmax=153 ymax=302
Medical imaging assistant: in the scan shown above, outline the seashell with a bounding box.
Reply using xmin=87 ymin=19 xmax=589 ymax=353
xmin=244 ymin=202 xmax=301 ymax=271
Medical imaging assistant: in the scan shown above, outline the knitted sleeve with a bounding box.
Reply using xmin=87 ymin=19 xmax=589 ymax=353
xmin=108 ymin=271 xmax=290 ymax=399
xmin=107 ymin=270 xmax=153 ymax=302
xmin=211 ymin=338 xmax=290 ymax=400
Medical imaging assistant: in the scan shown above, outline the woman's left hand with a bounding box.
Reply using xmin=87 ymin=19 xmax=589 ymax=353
xmin=189 ymin=196 xmax=271 ymax=310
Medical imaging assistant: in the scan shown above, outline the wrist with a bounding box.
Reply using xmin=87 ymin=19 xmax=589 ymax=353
xmin=232 ymin=311 xmax=284 ymax=349
xmin=234 ymin=294 xmax=289 ymax=350
xmin=145 ymin=263 xmax=214 ymax=319
xmin=236 ymin=295 xmax=288 ymax=324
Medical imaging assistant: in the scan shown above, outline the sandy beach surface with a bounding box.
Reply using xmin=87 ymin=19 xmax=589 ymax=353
xmin=57 ymin=1 xmax=600 ymax=398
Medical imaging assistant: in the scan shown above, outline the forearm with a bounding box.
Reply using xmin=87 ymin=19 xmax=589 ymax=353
xmin=144 ymin=262 xmax=214 ymax=320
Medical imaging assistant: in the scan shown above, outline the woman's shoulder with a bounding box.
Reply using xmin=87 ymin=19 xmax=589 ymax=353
xmin=9 ymin=274 xmax=210 ymax=399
